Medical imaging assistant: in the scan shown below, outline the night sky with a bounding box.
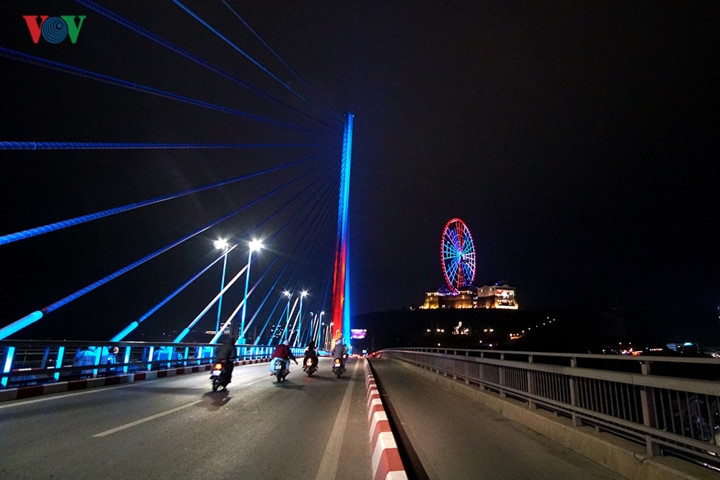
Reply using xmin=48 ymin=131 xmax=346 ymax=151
xmin=1 ymin=2 xmax=718 ymax=342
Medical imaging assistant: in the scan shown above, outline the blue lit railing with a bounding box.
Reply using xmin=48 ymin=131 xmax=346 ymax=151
xmin=0 ymin=340 xmax=308 ymax=389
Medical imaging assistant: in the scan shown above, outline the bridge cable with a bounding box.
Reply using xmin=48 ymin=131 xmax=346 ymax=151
xmin=221 ymin=0 xmax=344 ymax=126
xmin=0 ymin=153 xmax=324 ymax=246
xmin=74 ymin=0 xmax=337 ymax=130
xmin=0 ymin=155 xmax=334 ymax=340
xmin=0 ymin=47 xmax=324 ymax=135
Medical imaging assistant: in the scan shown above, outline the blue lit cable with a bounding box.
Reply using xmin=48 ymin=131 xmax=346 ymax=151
xmin=240 ymin=166 xmax=338 ymax=340
xmin=176 ymin=157 xmax=337 ymax=343
xmin=173 ymin=0 xmax=326 ymax=120
xmin=110 ymin=245 xmax=238 ymax=342
xmin=0 ymin=46 xmax=320 ymax=134
xmin=0 ymin=141 xmax=326 ymax=151
xmin=0 ymin=153 xmax=321 ymax=246
xmin=75 ymin=0 xmax=336 ymax=129
xmin=221 ymin=0 xmax=344 ymax=126
xmin=253 ymin=170 xmax=338 ymax=344
xmin=0 ymin=156 xmax=334 ymax=340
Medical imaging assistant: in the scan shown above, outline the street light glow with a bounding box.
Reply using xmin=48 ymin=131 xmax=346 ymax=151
xmin=301 ymin=290 xmax=308 ymax=297
xmin=249 ymin=239 xmax=263 ymax=252
xmin=214 ymin=239 xmax=228 ymax=250
xmin=283 ymin=290 xmax=292 ymax=298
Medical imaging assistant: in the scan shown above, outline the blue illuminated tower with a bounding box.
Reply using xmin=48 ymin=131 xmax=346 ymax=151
xmin=331 ymin=113 xmax=354 ymax=348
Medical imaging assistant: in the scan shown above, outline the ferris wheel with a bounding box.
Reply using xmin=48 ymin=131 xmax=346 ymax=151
xmin=440 ymin=218 xmax=476 ymax=293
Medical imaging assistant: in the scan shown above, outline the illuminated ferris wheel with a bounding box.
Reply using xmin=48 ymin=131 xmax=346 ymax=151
xmin=440 ymin=218 xmax=476 ymax=293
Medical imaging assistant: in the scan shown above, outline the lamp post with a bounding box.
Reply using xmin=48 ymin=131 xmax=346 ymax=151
xmin=239 ymin=239 xmax=263 ymax=345
xmin=213 ymin=239 xmax=229 ymax=336
xmin=281 ymin=290 xmax=292 ymax=342
xmin=295 ymin=290 xmax=308 ymax=347
xmin=317 ymin=311 xmax=325 ymax=347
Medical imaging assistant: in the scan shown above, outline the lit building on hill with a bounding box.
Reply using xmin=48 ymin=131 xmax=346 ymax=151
xmin=422 ymin=283 xmax=518 ymax=310
xmin=477 ymin=283 xmax=518 ymax=309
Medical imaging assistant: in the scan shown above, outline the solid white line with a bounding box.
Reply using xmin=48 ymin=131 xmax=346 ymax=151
xmin=93 ymin=400 xmax=202 ymax=437
xmin=314 ymin=360 xmax=359 ymax=480
xmin=92 ymin=374 xmax=270 ymax=437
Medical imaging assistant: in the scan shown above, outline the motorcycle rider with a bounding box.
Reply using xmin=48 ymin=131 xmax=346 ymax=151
xmin=303 ymin=340 xmax=319 ymax=370
xmin=215 ymin=335 xmax=236 ymax=383
xmin=270 ymin=340 xmax=297 ymax=375
xmin=331 ymin=337 xmax=348 ymax=369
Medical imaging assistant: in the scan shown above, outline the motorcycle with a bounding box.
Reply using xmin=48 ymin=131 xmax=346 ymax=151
xmin=210 ymin=360 xmax=231 ymax=392
xmin=332 ymin=356 xmax=345 ymax=378
xmin=272 ymin=358 xmax=288 ymax=382
xmin=303 ymin=356 xmax=318 ymax=377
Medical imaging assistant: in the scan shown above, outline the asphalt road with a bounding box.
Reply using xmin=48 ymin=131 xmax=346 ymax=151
xmin=369 ymin=357 xmax=625 ymax=480
xmin=0 ymin=358 xmax=372 ymax=480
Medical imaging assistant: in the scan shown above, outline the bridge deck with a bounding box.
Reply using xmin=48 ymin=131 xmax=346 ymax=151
xmin=0 ymin=358 xmax=372 ymax=480
xmin=369 ymin=356 xmax=624 ymax=479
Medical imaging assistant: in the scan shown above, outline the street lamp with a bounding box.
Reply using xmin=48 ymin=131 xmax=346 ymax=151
xmin=295 ymin=290 xmax=308 ymax=347
xmin=239 ymin=239 xmax=263 ymax=344
xmin=213 ymin=239 xmax=229 ymax=335
xmin=316 ymin=311 xmax=325 ymax=347
xmin=281 ymin=290 xmax=292 ymax=342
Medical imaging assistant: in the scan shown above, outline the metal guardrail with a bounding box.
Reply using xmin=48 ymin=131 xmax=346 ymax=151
xmin=380 ymin=347 xmax=720 ymax=471
xmin=0 ymin=340 xmax=309 ymax=389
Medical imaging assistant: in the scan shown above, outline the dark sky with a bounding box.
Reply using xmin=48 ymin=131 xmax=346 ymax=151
xmin=1 ymin=1 xmax=718 ymax=342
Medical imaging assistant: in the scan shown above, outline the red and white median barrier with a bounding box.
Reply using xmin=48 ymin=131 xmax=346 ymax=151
xmin=365 ymin=360 xmax=407 ymax=480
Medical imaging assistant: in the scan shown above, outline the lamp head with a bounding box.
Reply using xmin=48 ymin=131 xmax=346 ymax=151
xmin=249 ymin=239 xmax=263 ymax=252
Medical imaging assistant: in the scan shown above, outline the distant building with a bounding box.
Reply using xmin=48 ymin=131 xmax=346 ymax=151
xmin=422 ymin=283 xmax=519 ymax=310
xmin=477 ymin=283 xmax=518 ymax=310
xmin=422 ymin=287 xmax=476 ymax=309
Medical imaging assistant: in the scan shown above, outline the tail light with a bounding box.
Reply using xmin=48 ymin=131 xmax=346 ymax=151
xmin=334 ymin=358 xmax=341 ymax=366
xmin=214 ymin=363 xmax=223 ymax=370
xmin=306 ymin=358 xmax=314 ymax=366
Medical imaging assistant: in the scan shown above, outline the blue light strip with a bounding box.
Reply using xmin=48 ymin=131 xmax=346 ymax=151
xmin=93 ymin=347 xmax=101 ymax=377
xmin=0 ymin=141 xmax=323 ymax=151
xmin=0 ymin=46 xmax=316 ymax=133
xmin=2 ymin=347 xmax=15 ymax=388
xmin=54 ymin=346 xmax=64 ymax=381
xmin=0 ymin=154 xmax=321 ymax=246
xmin=123 ymin=347 xmax=131 ymax=374
xmin=147 ymin=346 xmax=154 ymax=371
xmin=0 ymin=311 xmax=43 ymax=341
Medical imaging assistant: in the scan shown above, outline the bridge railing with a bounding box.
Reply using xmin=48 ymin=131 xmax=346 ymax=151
xmin=0 ymin=340 xmax=289 ymax=389
xmin=380 ymin=347 xmax=720 ymax=470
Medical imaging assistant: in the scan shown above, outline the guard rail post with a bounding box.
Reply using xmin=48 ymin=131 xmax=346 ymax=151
xmin=569 ymin=356 xmax=582 ymax=427
xmin=527 ymin=354 xmax=536 ymax=409
xmin=639 ymin=360 xmax=660 ymax=456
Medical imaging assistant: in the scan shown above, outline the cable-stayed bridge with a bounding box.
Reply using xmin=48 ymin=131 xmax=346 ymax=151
xmin=1 ymin=4 xmax=718 ymax=479
xmin=1 ymin=2 xmax=352 ymax=349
